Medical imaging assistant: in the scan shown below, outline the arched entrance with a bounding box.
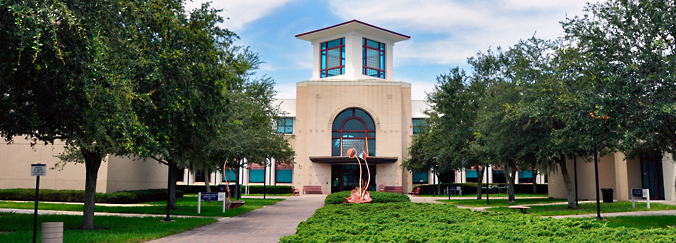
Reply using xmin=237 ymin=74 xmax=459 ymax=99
xmin=330 ymin=108 xmax=376 ymax=193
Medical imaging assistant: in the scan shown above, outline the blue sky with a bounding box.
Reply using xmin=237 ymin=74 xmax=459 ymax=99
xmin=184 ymin=0 xmax=595 ymax=100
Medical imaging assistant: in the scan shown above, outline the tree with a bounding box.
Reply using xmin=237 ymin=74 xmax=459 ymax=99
xmin=562 ymin=0 xmax=676 ymax=156
xmin=404 ymin=67 xmax=489 ymax=199
xmin=0 ymin=0 xmax=148 ymax=229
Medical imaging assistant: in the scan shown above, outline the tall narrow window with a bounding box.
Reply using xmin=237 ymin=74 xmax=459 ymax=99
xmin=332 ymin=108 xmax=376 ymax=156
xmin=363 ymin=38 xmax=385 ymax=79
xmin=321 ymin=38 xmax=345 ymax=78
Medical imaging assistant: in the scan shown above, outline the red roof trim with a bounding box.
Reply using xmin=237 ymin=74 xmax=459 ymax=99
xmin=295 ymin=19 xmax=410 ymax=39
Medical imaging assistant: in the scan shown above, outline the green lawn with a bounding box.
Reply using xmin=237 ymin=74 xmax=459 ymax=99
xmin=0 ymin=197 xmax=283 ymax=217
xmin=419 ymin=193 xmax=548 ymax=198
xmin=489 ymin=201 xmax=676 ymax=216
xmin=602 ymin=215 xmax=676 ymax=229
xmin=0 ymin=213 xmax=216 ymax=243
xmin=438 ymin=198 xmax=567 ymax=207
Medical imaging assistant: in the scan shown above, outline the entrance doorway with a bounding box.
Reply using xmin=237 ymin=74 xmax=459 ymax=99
xmin=331 ymin=164 xmax=376 ymax=193
xmin=641 ymin=154 xmax=665 ymax=200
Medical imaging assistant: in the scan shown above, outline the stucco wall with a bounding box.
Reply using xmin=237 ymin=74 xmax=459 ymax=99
xmin=663 ymin=153 xmax=675 ymax=201
xmin=0 ymin=137 xmax=109 ymax=192
xmin=548 ymin=154 xmax=617 ymax=200
xmin=293 ymin=80 xmax=411 ymax=194
xmin=105 ymin=156 xmax=167 ymax=193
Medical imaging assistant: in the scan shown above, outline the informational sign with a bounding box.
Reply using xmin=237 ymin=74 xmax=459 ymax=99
xmin=31 ymin=164 xmax=46 ymax=177
xmin=631 ymin=188 xmax=649 ymax=209
xmin=199 ymin=192 xmax=225 ymax=201
xmin=197 ymin=192 xmax=227 ymax=214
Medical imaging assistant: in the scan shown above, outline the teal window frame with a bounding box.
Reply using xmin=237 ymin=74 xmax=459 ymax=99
xmin=277 ymin=118 xmax=293 ymax=134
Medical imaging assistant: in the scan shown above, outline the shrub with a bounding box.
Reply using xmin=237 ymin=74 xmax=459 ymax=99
xmin=281 ymin=203 xmax=674 ymax=242
xmin=0 ymin=188 xmax=182 ymax=204
xmin=415 ymin=183 xmax=548 ymax=195
xmin=325 ymin=191 xmax=410 ymax=205
xmin=177 ymin=185 xmax=292 ymax=194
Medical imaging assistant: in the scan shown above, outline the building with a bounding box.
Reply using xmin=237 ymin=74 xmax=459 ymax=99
xmin=548 ymin=153 xmax=676 ymax=202
xmin=1 ymin=20 xmax=553 ymax=195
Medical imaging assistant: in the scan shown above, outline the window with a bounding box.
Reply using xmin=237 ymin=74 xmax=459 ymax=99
xmin=321 ymin=38 xmax=345 ymax=78
xmin=249 ymin=169 xmax=264 ymax=183
xmin=412 ymin=118 xmax=427 ymax=134
xmin=277 ymin=118 xmax=293 ymax=134
xmin=362 ymin=38 xmax=385 ymax=78
xmin=222 ymin=169 xmax=236 ymax=182
xmin=276 ymin=169 xmax=292 ymax=183
xmin=412 ymin=171 xmax=428 ymax=184
xmin=332 ymin=108 xmax=376 ymax=156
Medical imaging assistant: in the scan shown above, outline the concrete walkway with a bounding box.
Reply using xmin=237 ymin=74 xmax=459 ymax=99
xmin=548 ymin=210 xmax=676 ymax=219
xmin=147 ymin=194 xmax=326 ymax=243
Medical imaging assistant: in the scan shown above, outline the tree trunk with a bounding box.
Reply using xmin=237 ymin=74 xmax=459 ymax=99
xmin=506 ymin=162 xmax=516 ymax=203
xmin=81 ymin=149 xmax=102 ymax=230
xmin=532 ymin=168 xmax=538 ymax=194
xmin=204 ymin=165 xmax=211 ymax=192
xmin=168 ymin=159 xmax=178 ymax=210
xmin=558 ymin=157 xmax=578 ymax=209
xmin=475 ymin=167 xmax=483 ymax=200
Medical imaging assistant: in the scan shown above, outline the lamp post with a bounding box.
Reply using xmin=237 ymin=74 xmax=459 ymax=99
xmin=593 ymin=139 xmax=602 ymax=220
xmin=590 ymin=112 xmax=609 ymax=220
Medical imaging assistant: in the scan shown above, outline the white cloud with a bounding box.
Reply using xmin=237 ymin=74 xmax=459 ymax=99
xmin=409 ymin=80 xmax=436 ymax=100
xmin=328 ymin=0 xmax=591 ymax=65
xmin=274 ymin=82 xmax=297 ymax=99
xmin=183 ymin=0 xmax=295 ymax=32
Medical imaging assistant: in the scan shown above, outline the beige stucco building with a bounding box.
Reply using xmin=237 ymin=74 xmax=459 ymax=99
xmin=548 ymin=152 xmax=675 ymax=202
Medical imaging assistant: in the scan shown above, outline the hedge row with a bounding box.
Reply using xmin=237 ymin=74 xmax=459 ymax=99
xmin=415 ymin=183 xmax=548 ymax=195
xmin=281 ymin=202 xmax=674 ymax=242
xmin=0 ymin=188 xmax=183 ymax=204
xmin=177 ymin=185 xmax=292 ymax=194
xmin=325 ymin=191 xmax=411 ymax=205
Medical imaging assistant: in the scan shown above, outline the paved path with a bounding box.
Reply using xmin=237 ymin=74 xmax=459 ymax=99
xmin=548 ymin=210 xmax=676 ymax=219
xmin=147 ymin=195 xmax=326 ymax=243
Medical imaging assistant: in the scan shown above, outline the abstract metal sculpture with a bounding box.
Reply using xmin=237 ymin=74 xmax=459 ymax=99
xmin=344 ymin=148 xmax=372 ymax=203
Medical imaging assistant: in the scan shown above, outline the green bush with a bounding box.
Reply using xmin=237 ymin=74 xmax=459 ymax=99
xmin=176 ymin=185 xmax=292 ymax=194
xmin=281 ymin=203 xmax=674 ymax=242
xmin=325 ymin=191 xmax=410 ymax=205
xmin=0 ymin=188 xmax=182 ymax=204
xmin=416 ymin=183 xmax=548 ymax=195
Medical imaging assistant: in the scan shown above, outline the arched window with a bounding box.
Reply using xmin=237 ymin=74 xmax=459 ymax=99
xmin=332 ymin=108 xmax=375 ymax=156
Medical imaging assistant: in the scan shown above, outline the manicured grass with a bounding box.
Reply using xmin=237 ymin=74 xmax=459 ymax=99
xmin=419 ymin=193 xmax=548 ymax=198
xmin=0 ymin=197 xmax=283 ymax=217
xmin=0 ymin=213 xmax=216 ymax=243
xmin=280 ymin=202 xmax=675 ymax=242
xmin=489 ymin=201 xmax=676 ymax=216
xmin=602 ymin=215 xmax=676 ymax=229
xmin=438 ymin=198 xmax=567 ymax=207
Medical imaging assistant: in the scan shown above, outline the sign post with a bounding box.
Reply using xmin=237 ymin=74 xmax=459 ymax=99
xmin=644 ymin=189 xmax=650 ymax=209
xmin=631 ymin=188 xmax=650 ymax=209
xmin=197 ymin=192 xmax=226 ymax=214
xmin=31 ymin=164 xmax=46 ymax=243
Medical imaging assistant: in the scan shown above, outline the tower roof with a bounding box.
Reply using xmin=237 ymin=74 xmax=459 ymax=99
xmin=295 ymin=20 xmax=410 ymax=42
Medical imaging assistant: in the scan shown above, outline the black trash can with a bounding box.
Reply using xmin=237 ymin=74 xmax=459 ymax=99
xmin=601 ymin=188 xmax=614 ymax=203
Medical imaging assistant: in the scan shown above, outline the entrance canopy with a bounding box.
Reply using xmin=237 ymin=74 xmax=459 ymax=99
xmin=310 ymin=156 xmax=397 ymax=165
